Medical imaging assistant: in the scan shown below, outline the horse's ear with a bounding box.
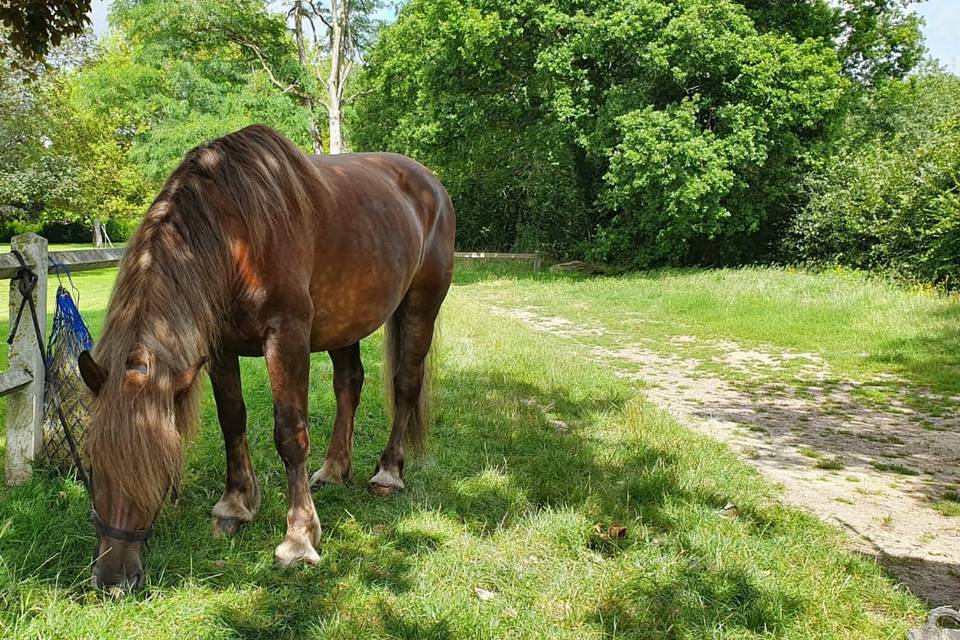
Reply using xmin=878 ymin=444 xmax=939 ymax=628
xmin=78 ymin=351 xmax=108 ymax=395
xmin=175 ymin=356 xmax=209 ymax=399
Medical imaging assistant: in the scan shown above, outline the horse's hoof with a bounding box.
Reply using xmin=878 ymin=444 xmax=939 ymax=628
xmin=368 ymin=467 xmax=404 ymax=497
xmin=273 ymin=536 xmax=320 ymax=568
xmin=310 ymin=464 xmax=349 ymax=489
xmin=212 ymin=516 xmax=244 ymax=537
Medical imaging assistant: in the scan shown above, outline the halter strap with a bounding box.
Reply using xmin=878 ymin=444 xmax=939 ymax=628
xmin=91 ymin=509 xmax=155 ymax=543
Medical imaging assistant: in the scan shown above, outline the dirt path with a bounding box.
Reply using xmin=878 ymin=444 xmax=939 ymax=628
xmin=489 ymin=304 xmax=960 ymax=605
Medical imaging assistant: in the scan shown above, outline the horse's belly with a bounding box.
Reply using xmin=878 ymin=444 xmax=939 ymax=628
xmin=307 ymin=271 xmax=409 ymax=351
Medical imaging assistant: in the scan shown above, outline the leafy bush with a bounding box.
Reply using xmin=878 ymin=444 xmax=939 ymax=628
xmin=105 ymin=217 xmax=140 ymax=242
xmin=0 ymin=218 xmax=42 ymax=243
xmin=794 ymin=71 xmax=960 ymax=284
xmin=39 ymin=218 xmax=90 ymax=243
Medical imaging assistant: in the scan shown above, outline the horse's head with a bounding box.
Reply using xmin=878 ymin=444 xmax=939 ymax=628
xmin=78 ymin=350 xmax=207 ymax=593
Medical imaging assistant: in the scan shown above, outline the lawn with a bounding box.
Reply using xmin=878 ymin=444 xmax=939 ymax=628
xmin=0 ymin=255 xmax=941 ymax=638
xmin=461 ymin=264 xmax=960 ymax=408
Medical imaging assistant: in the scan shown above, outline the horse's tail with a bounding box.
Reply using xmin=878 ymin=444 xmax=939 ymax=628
xmin=382 ymin=312 xmax=433 ymax=455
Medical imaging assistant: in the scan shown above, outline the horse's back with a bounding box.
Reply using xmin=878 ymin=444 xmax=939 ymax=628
xmin=310 ymin=152 xmax=453 ymax=247
xmin=298 ymin=152 xmax=454 ymax=350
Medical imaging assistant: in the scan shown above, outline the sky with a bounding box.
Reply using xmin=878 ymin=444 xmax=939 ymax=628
xmin=88 ymin=0 xmax=959 ymax=73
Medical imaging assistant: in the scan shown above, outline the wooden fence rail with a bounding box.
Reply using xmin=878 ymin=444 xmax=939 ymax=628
xmin=1 ymin=234 xmax=539 ymax=485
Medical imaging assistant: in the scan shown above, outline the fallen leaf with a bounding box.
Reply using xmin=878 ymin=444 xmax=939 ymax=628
xmin=719 ymin=503 xmax=739 ymax=519
xmin=474 ymin=587 xmax=496 ymax=601
xmin=211 ymin=560 xmax=226 ymax=569
xmin=549 ymin=418 xmax=570 ymax=433
xmin=607 ymin=525 xmax=627 ymax=539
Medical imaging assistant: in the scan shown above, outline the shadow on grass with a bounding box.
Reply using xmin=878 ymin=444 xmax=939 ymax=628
xmin=868 ymin=302 xmax=960 ymax=398
xmin=198 ymin=366 xmax=800 ymax=636
xmin=595 ymin=563 xmax=804 ymax=638
xmin=0 ymin=343 xmax=875 ymax=636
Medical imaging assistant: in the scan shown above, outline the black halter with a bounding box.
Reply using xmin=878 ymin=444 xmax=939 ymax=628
xmin=91 ymin=508 xmax=155 ymax=543
xmin=87 ymin=469 xmax=165 ymax=549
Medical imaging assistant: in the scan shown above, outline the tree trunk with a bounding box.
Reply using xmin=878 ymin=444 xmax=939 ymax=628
xmin=92 ymin=218 xmax=104 ymax=248
xmin=326 ymin=0 xmax=348 ymax=155
xmin=294 ymin=0 xmax=324 ymax=154
xmin=327 ymin=104 xmax=343 ymax=154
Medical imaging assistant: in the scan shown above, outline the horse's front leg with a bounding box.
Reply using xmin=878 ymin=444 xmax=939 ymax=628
xmin=264 ymin=322 xmax=321 ymax=567
xmin=210 ymin=351 xmax=261 ymax=536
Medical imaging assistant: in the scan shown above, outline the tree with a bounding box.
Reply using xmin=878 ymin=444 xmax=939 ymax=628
xmin=44 ymin=70 xmax=153 ymax=246
xmin=793 ymin=69 xmax=960 ymax=284
xmin=243 ymin=0 xmax=384 ymax=154
xmin=83 ymin=1 xmax=312 ymax=184
xmin=292 ymin=0 xmax=382 ymax=154
xmin=737 ymin=0 xmax=925 ymax=86
xmin=353 ymin=0 xmax=849 ymax=264
xmin=137 ymin=0 xmax=383 ymax=154
xmin=0 ymin=33 xmax=93 ymax=236
xmin=0 ymin=0 xmax=92 ymax=63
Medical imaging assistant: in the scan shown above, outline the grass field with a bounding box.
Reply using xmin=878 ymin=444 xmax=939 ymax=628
xmin=2 ymin=252 xmax=954 ymax=638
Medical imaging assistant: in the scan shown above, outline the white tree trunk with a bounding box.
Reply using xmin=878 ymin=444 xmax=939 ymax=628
xmin=327 ymin=105 xmax=343 ymax=154
xmin=326 ymin=0 xmax=348 ymax=154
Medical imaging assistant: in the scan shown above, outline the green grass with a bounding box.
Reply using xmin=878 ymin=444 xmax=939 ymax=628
xmin=815 ymin=457 xmax=846 ymax=471
xmin=0 ymin=262 xmax=934 ymax=638
xmin=933 ymin=501 xmax=960 ymax=517
xmin=871 ymin=462 xmax=920 ymax=476
xmin=460 ymin=264 xmax=960 ymax=405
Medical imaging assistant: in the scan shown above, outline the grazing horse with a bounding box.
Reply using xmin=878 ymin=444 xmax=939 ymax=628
xmin=77 ymin=125 xmax=455 ymax=591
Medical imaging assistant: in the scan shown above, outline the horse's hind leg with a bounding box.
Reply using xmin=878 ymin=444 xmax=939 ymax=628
xmin=369 ymin=286 xmax=445 ymax=497
xmin=310 ymin=343 xmax=364 ymax=487
xmin=210 ymin=352 xmax=261 ymax=536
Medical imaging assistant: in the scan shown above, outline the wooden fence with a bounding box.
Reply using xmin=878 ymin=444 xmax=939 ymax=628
xmin=1 ymin=234 xmax=125 ymax=485
xmin=1 ymin=234 xmax=539 ymax=485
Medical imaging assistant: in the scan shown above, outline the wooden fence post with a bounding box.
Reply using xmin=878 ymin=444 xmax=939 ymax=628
xmin=5 ymin=233 xmax=47 ymax=485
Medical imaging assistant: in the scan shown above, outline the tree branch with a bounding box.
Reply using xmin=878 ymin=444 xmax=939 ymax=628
xmin=237 ymin=40 xmax=309 ymax=99
xmin=344 ymin=87 xmax=375 ymax=104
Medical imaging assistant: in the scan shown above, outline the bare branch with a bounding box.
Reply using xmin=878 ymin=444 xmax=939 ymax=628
xmin=344 ymin=87 xmax=375 ymax=104
xmin=311 ymin=0 xmax=333 ymax=31
xmin=236 ymin=39 xmax=309 ymax=99
xmin=305 ymin=12 xmax=321 ymax=47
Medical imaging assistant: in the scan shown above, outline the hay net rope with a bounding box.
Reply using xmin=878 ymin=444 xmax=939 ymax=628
xmin=41 ymin=285 xmax=94 ymax=472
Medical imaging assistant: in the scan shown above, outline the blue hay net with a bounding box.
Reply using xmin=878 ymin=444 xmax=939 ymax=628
xmin=41 ymin=285 xmax=95 ymax=472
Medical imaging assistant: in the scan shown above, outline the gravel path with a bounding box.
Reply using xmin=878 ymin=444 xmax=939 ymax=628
xmin=490 ymin=304 xmax=960 ymax=605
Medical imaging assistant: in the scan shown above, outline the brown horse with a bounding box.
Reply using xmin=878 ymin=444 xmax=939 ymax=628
xmin=77 ymin=125 xmax=455 ymax=591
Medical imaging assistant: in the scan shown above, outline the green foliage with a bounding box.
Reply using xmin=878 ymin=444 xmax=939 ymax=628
xmin=794 ymin=70 xmax=960 ymax=285
xmin=353 ymin=0 xmax=849 ymax=264
xmin=79 ymin=0 xmax=312 ymax=186
xmin=44 ymin=71 xmax=153 ymax=228
xmin=835 ymin=0 xmax=925 ymax=86
xmin=0 ymin=32 xmax=158 ymax=242
xmin=0 ymin=0 xmax=92 ymax=62
xmin=0 ymin=41 xmax=85 ymax=227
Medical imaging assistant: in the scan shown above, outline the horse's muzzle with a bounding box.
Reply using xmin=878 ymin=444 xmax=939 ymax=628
xmin=91 ymin=565 xmax=145 ymax=593
xmin=91 ymin=539 xmax=146 ymax=594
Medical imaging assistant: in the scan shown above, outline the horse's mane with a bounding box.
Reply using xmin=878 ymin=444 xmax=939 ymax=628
xmin=86 ymin=125 xmax=324 ymax=512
